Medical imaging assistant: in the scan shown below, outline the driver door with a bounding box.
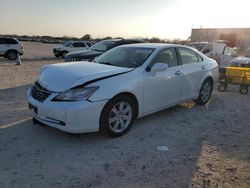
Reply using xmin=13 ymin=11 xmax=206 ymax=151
xmin=143 ymin=48 xmax=182 ymax=114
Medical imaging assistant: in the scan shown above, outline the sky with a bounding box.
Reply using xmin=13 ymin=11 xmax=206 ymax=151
xmin=0 ymin=0 xmax=250 ymax=39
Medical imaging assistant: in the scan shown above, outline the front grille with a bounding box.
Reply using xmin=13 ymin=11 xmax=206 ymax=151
xmin=31 ymin=81 xmax=51 ymax=102
xmin=65 ymin=57 xmax=78 ymax=62
xmin=65 ymin=56 xmax=84 ymax=62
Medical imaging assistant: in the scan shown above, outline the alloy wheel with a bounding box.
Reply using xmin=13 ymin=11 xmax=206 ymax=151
xmin=109 ymin=102 xmax=132 ymax=133
xmin=201 ymin=82 xmax=212 ymax=102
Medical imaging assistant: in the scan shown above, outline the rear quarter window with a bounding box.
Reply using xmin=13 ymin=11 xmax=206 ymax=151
xmin=178 ymin=48 xmax=203 ymax=64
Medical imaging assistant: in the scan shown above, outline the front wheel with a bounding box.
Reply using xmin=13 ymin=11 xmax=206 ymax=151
xmin=100 ymin=95 xmax=135 ymax=137
xmin=194 ymin=79 xmax=213 ymax=105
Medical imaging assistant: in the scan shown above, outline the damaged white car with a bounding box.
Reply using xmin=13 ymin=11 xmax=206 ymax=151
xmin=27 ymin=44 xmax=218 ymax=137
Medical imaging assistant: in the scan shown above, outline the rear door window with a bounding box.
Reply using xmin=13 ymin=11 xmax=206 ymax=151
xmin=178 ymin=48 xmax=200 ymax=65
xmin=72 ymin=42 xmax=86 ymax=47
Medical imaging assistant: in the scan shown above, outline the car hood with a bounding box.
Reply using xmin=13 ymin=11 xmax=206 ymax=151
xmin=231 ymin=56 xmax=250 ymax=64
xmin=38 ymin=62 xmax=133 ymax=92
xmin=66 ymin=49 xmax=103 ymax=58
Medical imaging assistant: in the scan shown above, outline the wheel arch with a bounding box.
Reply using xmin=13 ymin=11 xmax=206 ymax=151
xmin=199 ymin=73 xmax=214 ymax=92
xmin=98 ymin=92 xmax=139 ymax=135
xmin=205 ymin=76 xmax=214 ymax=87
xmin=99 ymin=92 xmax=139 ymax=124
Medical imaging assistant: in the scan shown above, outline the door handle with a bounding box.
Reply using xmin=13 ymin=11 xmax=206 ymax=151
xmin=175 ymin=70 xmax=183 ymax=75
xmin=201 ymin=65 xmax=207 ymax=69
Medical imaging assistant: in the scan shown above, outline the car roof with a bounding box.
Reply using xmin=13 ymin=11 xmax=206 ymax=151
xmin=120 ymin=43 xmax=186 ymax=49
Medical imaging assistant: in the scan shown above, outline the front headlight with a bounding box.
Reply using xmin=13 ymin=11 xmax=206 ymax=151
xmin=53 ymin=86 xmax=99 ymax=101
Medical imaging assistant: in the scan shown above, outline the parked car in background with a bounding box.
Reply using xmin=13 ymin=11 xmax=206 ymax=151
xmin=53 ymin=41 xmax=94 ymax=58
xmin=28 ymin=44 xmax=218 ymax=137
xmin=219 ymin=46 xmax=250 ymax=67
xmin=0 ymin=37 xmax=24 ymax=60
xmin=188 ymin=41 xmax=236 ymax=65
xmin=229 ymin=56 xmax=250 ymax=68
xmin=64 ymin=39 xmax=145 ymax=62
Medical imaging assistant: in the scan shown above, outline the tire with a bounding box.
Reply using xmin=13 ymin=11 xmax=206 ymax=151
xmin=194 ymin=79 xmax=213 ymax=105
xmin=6 ymin=50 xmax=18 ymax=60
xmin=239 ymin=86 xmax=248 ymax=95
xmin=217 ymin=83 xmax=227 ymax=92
xmin=61 ymin=51 xmax=68 ymax=58
xmin=100 ymin=95 xmax=136 ymax=137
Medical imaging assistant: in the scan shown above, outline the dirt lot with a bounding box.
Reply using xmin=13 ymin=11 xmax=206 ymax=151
xmin=0 ymin=42 xmax=249 ymax=188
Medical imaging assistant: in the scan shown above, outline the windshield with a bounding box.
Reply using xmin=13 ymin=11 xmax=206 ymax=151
xmin=63 ymin=41 xmax=72 ymax=47
xmin=89 ymin=40 xmax=117 ymax=52
xmin=94 ymin=47 xmax=154 ymax=68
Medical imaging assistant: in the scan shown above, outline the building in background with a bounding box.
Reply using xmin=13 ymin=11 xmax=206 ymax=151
xmin=190 ymin=28 xmax=250 ymax=51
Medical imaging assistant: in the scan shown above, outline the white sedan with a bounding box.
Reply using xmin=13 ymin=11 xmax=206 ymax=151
xmin=28 ymin=44 xmax=218 ymax=137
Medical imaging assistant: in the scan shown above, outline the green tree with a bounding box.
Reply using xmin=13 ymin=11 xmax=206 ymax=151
xmin=81 ymin=34 xmax=91 ymax=41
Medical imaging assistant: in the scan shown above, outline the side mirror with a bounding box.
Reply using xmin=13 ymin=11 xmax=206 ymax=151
xmin=151 ymin=63 xmax=168 ymax=74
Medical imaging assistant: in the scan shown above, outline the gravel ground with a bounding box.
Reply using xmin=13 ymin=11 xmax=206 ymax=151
xmin=0 ymin=42 xmax=249 ymax=188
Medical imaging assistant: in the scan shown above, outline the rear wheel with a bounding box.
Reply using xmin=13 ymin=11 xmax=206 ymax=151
xmin=6 ymin=50 xmax=18 ymax=60
xmin=217 ymin=83 xmax=227 ymax=92
xmin=239 ymin=86 xmax=248 ymax=94
xmin=100 ymin=95 xmax=135 ymax=137
xmin=195 ymin=79 xmax=213 ymax=105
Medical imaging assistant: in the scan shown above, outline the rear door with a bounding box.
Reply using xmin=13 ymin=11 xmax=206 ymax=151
xmin=143 ymin=48 xmax=183 ymax=113
xmin=177 ymin=47 xmax=208 ymax=100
